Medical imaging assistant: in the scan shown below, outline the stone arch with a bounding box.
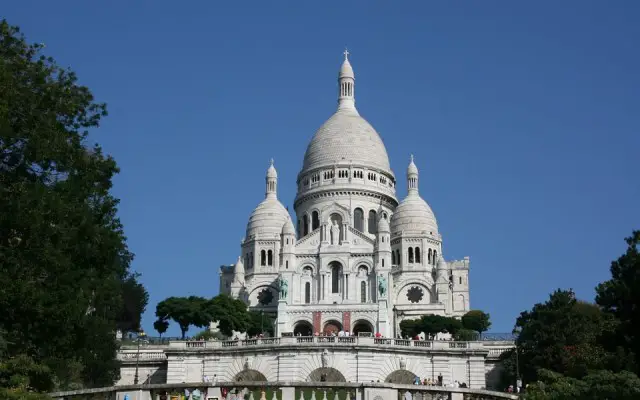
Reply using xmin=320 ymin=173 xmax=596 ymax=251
xmin=328 ymin=261 xmax=343 ymax=294
xmin=323 ymin=320 xmax=342 ymax=335
xmin=293 ymin=320 xmax=313 ymax=336
xmin=298 ymin=263 xmax=316 ymax=275
xmin=352 ymin=320 xmax=374 ymax=335
xmin=234 ymin=369 xmax=267 ymax=382
xmin=385 ymin=370 xmax=417 ymax=384
xmin=248 ymin=285 xmax=278 ymax=307
xmin=395 ymin=279 xmax=434 ymax=303
xmin=308 ymin=367 xmax=347 ymax=382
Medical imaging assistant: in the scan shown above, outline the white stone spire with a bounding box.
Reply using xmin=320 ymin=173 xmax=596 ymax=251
xmin=407 ymin=154 xmax=419 ymax=194
xmin=338 ymin=49 xmax=357 ymax=113
xmin=266 ymin=158 xmax=278 ymax=199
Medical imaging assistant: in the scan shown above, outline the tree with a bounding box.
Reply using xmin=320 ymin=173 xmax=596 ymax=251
xmin=399 ymin=315 xmax=462 ymax=338
xmin=461 ymin=310 xmax=491 ymax=334
xmin=155 ymin=297 xmax=209 ymax=339
xmin=523 ymin=369 xmax=640 ymax=400
xmin=0 ymin=20 xmax=143 ymax=389
xmin=509 ymin=290 xmax=613 ymax=384
xmin=246 ymin=311 xmax=275 ymax=337
xmin=153 ymin=319 xmax=169 ymax=339
xmin=205 ymin=295 xmax=252 ymax=337
xmin=595 ymin=230 xmax=640 ymax=373
xmin=117 ymin=273 xmax=149 ymax=334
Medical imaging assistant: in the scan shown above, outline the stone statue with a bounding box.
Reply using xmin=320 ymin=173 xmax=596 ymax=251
xmin=244 ymin=357 xmax=251 ymax=370
xmin=321 ymin=349 xmax=329 ymax=368
xmin=330 ymin=220 xmax=340 ymax=245
xmin=399 ymin=357 xmax=406 ymax=370
xmin=278 ymin=275 xmax=288 ymax=300
xmin=378 ymin=275 xmax=387 ymax=297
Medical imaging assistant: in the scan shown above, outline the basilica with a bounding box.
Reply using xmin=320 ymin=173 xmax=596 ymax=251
xmin=219 ymin=52 xmax=470 ymax=338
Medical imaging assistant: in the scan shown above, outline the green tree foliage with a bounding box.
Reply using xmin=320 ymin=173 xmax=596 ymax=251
xmin=512 ymin=290 xmax=613 ymax=384
xmin=156 ymin=296 xmax=208 ymax=339
xmin=523 ymin=369 xmax=640 ymax=400
xmin=205 ymin=294 xmax=252 ymax=337
xmin=153 ymin=319 xmax=169 ymax=338
xmin=595 ymin=230 xmax=640 ymax=373
xmin=399 ymin=315 xmax=462 ymax=338
xmin=0 ymin=20 xmax=146 ymax=390
xmin=246 ymin=311 xmax=275 ymax=337
xmin=117 ymin=273 xmax=149 ymax=334
xmin=155 ymin=294 xmax=253 ymax=339
xmin=461 ymin=310 xmax=491 ymax=334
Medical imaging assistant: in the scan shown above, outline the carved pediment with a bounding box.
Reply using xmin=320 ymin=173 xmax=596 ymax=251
xmin=321 ymin=202 xmax=351 ymax=223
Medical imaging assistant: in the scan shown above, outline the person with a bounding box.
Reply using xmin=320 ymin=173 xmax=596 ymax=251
xmin=437 ymin=373 xmax=443 ymax=386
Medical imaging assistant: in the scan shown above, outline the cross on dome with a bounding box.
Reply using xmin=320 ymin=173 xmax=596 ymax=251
xmin=343 ymin=48 xmax=350 ymax=60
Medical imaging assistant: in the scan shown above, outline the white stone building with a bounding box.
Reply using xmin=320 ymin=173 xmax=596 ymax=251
xmin=219 ymin=51 xmax=470 ymax=337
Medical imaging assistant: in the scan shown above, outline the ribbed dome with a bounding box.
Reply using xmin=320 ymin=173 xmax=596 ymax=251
xmin=302 ymin=109 xmax=391 ymax=173
xmin=246 ymin=198 xmax=290 ymax=238
xmin=378 ymin=215 xmax=390 ymax=232
xmin=282 ymin=216 xmax=296 ymax=236
xmin=390 ymin=194 xmax=439 ymax=236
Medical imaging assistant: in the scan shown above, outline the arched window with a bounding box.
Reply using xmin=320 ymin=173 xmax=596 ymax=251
xmin=267 ymin=250 xmax=273 ymax=266
xmin=368 ymin=210 xmax=377 ymax=234
xmin=382 ymin=259 xmax=385 ymax=267
xmin=354 ymin=208 xmax=364 ymax=232
xmin=433 ymin=250 xmax=438 ymax=265
xmin=428 ymin=249 xmax=432 ymax=264
xmin=305 ymin=282 xmax=311 ymax=304
xmin=331 ymin=263 xmax=341 ymax=293
xmin=392 ymin=251 xmax=396 ymax=265
xmin=459 ymin=277 xmax=462 ymax=285
xmin=250 ymin=252 xmax=253 ymax=267
xmin=312 ymin=211 xmax=320 ymax=231
xmin=396 ymin=250 xmax=401 ymax=266
xmin=408 ymin=247 xmax=414 ymax=263
xmin=260 ymin=250 xmax=266 ymax=266
xmin=297 ymin=219 xmax=301 ymax=237
xmin=286 ymin=260 xmax=289 ymax=269
xmin=303 ymin=215 xmax=309 ymax=236
xmin=361 ymin=281 xmax=366 ymax=303
xmin=415 ymin=247 xmax=421 ymax=264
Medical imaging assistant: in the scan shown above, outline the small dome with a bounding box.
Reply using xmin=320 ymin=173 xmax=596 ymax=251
xmin=246 ymin=198 xmax=290 ymax=239
xmin=407 ymin=155 xmax=418 ymax=175
xmin=282 ymin=217 xmax=296 ymax=236
xmin=378 ymin=215 xmax=390 ymax=232
xmin=390 ymin=194 xmax=438 ymax=236
xmin=267 ymin=159 xmax=277 ymax=178
xmin=340 ymin=58 xmax=354 ymax=79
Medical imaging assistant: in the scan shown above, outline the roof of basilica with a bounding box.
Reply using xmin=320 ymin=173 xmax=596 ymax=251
xmin=300 ymin=51 xmax=392 ymax=176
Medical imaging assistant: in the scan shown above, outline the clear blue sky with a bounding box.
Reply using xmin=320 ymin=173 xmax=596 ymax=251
xmin=4 ymin=1 xmax=639 ymax=336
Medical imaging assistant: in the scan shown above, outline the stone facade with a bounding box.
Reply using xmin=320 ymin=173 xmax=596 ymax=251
xmin=219 ymin=52 xmax=471 ymax=338
xmin=117 ymin=337 xmax=511 ymax=389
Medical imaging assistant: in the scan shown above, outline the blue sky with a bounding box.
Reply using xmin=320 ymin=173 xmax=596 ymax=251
xmin=4 ymin=1 xmax=639 ymax=336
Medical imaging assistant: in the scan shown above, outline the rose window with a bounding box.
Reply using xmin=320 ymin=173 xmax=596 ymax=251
xmin=257 ymin=288 xmax=274 ymax=305
xmin=406 ymin=286 xmax=424 ymax=303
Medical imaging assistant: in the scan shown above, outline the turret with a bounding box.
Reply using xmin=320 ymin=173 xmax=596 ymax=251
xmin=280 ymin=217 xmax=296 ymax=271
xmin=435 ymin=255 xmax=451 ymax=314
xmin=230 ymin=256 xmax=245 ymax=298
xmin=376 ymin=213 xmax=392 ymax=270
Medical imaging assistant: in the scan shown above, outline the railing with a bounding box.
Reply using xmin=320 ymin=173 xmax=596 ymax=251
xmin=165 ymin=337 xmax=483 ymax=351
xmin=49 ymin=381 xmax=519 ymax=400
xmin=117 ymin=351 xmax=167 ymax=361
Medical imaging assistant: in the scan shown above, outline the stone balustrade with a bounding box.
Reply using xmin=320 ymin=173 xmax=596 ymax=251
xmin=163 ymin=337 xmax=485 ymax=351
xmin=50 ymin=381 xmax=519 ymax=400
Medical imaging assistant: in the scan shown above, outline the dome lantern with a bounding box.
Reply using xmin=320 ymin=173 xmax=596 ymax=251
xmin=407 ymin=154 xmax=419 ymax=194
xmin=266 ymin=158 xmax=278 ymax=199
xmin=338 ymin=49 xmax=357 ymax=113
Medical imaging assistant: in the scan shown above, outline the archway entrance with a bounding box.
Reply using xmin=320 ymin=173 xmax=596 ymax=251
xmin=293 ymin=321 xmax=313 ymax=336
xmin=308 ymin=367 xmax=346 ymax=382
xmin=385 ymin=370 xmax=416 ymax=384
xmin=352 ymin=320 xmax=374 ymax=335
xmin=323 ymin=320 xmax=342 ymax=335
xmin=234 ymin=369 xmax=267 ymax=382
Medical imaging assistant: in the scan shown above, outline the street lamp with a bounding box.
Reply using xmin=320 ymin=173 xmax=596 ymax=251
xmin=133 ymin=331 xmax=147 ymax=385
xmin=260 ymin=310 xmax=264 ymax=336
xmin=513 ymin=326 xmax=521 ymax=392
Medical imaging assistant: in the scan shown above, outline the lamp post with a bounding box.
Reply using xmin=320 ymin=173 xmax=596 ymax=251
xmin=260 ymin=310 xmax=264 ymax=335
xmin=514 ymin=326 xmax=521 ymax=392
xmin=133 ymin=331 xmax=146 ymax=385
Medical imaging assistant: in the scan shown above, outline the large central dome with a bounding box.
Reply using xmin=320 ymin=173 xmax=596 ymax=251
xmin=302 ymin=109 xmax=391 ymax=172
xmin=300 ymin=52 xmax=392 ymax=176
